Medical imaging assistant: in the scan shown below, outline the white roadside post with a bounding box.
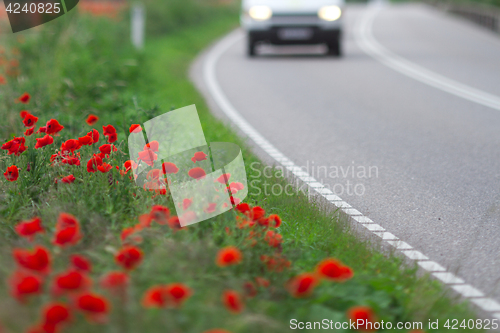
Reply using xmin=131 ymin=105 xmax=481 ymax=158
xmin=131 ymin=3 xmax=145 ymax=50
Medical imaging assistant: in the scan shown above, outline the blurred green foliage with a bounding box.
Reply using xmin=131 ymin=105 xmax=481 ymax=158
xmin=142 ymin=0 xmax=240 ymax=36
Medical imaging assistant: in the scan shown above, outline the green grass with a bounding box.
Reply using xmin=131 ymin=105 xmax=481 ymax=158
xmin=0 ymin=2 xmax=485 ymax=332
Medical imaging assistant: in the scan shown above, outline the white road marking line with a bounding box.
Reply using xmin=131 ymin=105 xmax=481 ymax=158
xmin=471 ymin=299 xmax=500 ymax=312
xmin=373 ymin=231 xmax=399 ymax=240
xmin=354 ymin=3 xmax=500 ymax=112
xmin=362 ymin=223 xmax=385 ymax=232
xmin=402 ymin=250 xmax=429 ymax=261
xmin=201 ymin=27 xmax=497 ymax=317
xmin=352 ymin=216 xmax=374 ymax=223
xmin=418 ymin=261 xmax=446 ymax=272
xmin=387 ymin=240 xmax=413 ymax=250
xmin=432 ymin=272 xmax=465 ymax=285
xmin=451 ymin=285 xmax=485 ymax=298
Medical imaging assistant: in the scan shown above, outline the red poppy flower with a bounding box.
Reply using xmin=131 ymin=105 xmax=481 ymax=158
xmin=228 ymin=182 xmax=244 ymax=193
xmin=0 ymin=75 xmax=6 ymax=85
xmin=255 ymin=277 xmax=270 ymax=288
xmin=87 ymin=129 xmax=100 ymax=143
xmin=346 ymin=306 xmax=377 ymax=333
xmin=102 ymin=125 xmax=116 ymax=143
xmin=129 ymin=124 xmax=142 ymax=133
xmin=162 ymin=162 xmax=179 ymax=174
xmin=56 ymin=213 xmax=79 ymax=230
xmin=60 ymin=139 xmax=81 ymax=153
xmin=215 ymin=173 xmax=231 ymax=184
xmin=75 ymin=292 xmax=110 ymax=323
xmin=142 ymin=285 xmax=169 ymax=308
xmin=204 ymin=203 xmax=217 ymax=214
xmin=18 ymin=92 xmax=31 ymax=104
xmin=316 ymin=258 xmax=354 ymax=282
xmin=23 ymin=113 xmax=38 ymax=127
xmin=268 ymin=214 xmax=282 ymax=228
xmin=264 ymin=230 xmax=283 ymax=248
xmin=236 ymin=203 xmax=251 ymax=214
xmin=115 ymin=246 xmax=143 ymax=270
xmin=143 ymin=140 xmax=159 ymax=152
xmin=137 ymin=149 xmax=158 ymax=167
xmin=52 ymin=213 xmax=82 ymax=247
xmin=53 ymin=227 xmax=82 ymax=247
xmin=20 ymin=110 xmax=29 ymax=118
xmin=61 ymin=156 xmax=81 ymax=166
xmin=286 ymin=273 xmax=319 ymax=298
xmin=180 ymin=211 xmax=197 ymax=224
xmin=138 ymin=213 xmax=153 ymax=228
xmin=86 ymin=114 xmax=99 ymax=126
xmin=78 ymin=135 xmax=93 ymax=146
xmin=216 ymin=246 xmax=242 ymax=267
xmin=146 ymin=169 xmax=162 ymax=181
xmin=2 ymin=137 xmax=27 ymax=155
xmin=41 ymin=302 xmax=71 ymax=332
xmin=107 ymin=132 xmax=117 ymax=143
xmin=243 ymin=281 xmax=257 ymax=298
xmin=43 ymin=302 xmax=71 ymax=327
xmin=61 ymin=175 xmax=76 ymax=184
xmin=188 ymin=167 xmax=206 ymax=180
xmin=86 ymin=155 xmax=103 ymax=173
xmin=71 ymin=254 xmax=92 ymax=272
xmin=25 ymin=126 xmax=35 ymax=136
xmin=97 ymin=163 xmax=112 ymax=173
xmin=167 ymin=216 xmax=184 ymax=232
xmin=36 ymin=126 xmax=46 ymax=134
xmin=15 ymin=217 xmax=44 ymax=241
xmin=250 ymin=206 xmax=265 ymax=220
xmin=13 ymin=246 xmax=51 ymax=273
xmin=99 ymin=144 xmax=117 ymax=155
xmin=52 ymin=269 xmax=90 ymax=295
xmin=235 ymin=203 xmax=250 ymax=214
xmin=124 ymin=160 xmax=138 ymax=172
xmin=260 ymin=254 xmax=291 ymax=272
xmin=102 ymin=124 xmax=116 ymax=136
xmin=165 ymin=283 xmax=192 ymax=307
xmin=45 ymin=119 xmax=64 ymax=135
xmin=191 ymin=151 xmax=207 ymax=163
xmin=150 ymin=205 xmax=170 ymax=225
xmin=222 ymin=290 xmax=244 ymax=314
xmin=3 ymin=165 xmax=19 ymax=181
xmin=100 ymin=271 xmax=129 ymax=293
xmin=35 ymin=134 xmax=54 ymax=149
xmin=9 ymin=270 xmax=43 ymax=302
xmin=182 ymin=198 xmax=192 ymax=210
xmin=121 ymin=226 xmax=143 ymax=244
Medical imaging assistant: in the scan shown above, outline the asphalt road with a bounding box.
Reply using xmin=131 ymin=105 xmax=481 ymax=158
xmin=192 ymin=3 xmax=500 ymax=302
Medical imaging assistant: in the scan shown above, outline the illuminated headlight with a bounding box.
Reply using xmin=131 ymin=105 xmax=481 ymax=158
xmin=248 ymin=6 xmax=273 ymax=21
xmin=318 ymin=6 xmax=342 ymax=21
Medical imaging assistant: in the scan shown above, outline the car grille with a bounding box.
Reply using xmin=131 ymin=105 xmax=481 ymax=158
xmin=270 ymin=14 xmax=321 ymax=26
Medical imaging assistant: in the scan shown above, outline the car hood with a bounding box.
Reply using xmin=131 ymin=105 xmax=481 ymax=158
xmin=242 ymin=0 xmax=344 ymax=13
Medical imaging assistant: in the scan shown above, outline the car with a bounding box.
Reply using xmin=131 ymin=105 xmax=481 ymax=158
xmin=241 ymin=0 xmax=345 ymax=57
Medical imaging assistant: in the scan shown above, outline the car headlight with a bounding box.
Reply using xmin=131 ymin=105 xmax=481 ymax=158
xmin=318 ymin=6 xmax=342 ymax=21
xmin=248 ymin=6 xmax=273 ymax=21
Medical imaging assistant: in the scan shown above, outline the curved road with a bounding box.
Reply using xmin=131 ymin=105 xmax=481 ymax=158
xmin=192 ymin=3 xmax=500 ymax=308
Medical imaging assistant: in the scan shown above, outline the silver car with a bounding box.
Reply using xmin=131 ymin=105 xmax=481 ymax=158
xmin=241 ymin=0 xmax=345 ymax=57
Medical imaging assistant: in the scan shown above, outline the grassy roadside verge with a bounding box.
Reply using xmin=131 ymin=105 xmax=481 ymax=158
xmin=0 ymin=2 xmax=484 ymax=332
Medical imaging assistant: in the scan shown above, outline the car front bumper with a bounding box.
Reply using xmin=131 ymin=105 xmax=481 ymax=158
xmin=241 ymin=12 xmax=343 ymax=44
xmin=248 ymin=26 xmax=341 ymax=45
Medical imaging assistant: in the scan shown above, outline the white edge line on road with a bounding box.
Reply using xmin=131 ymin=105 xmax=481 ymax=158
xmin=202 ymin=29 xmax=500 ymax=316
xmin=354 ymin=3 xmax=500 ymax=112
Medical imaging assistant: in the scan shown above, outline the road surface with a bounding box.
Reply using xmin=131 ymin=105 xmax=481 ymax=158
xmin=192 ymin=3 xmax=500 ymax=308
